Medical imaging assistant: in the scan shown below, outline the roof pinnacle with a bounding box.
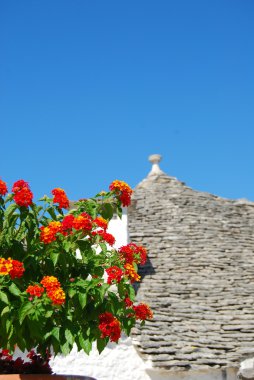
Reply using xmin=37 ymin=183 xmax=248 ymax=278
xmin=148 ymin=154 xmax=165 ymax=176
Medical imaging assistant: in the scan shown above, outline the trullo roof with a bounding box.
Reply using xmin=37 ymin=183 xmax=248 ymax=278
xmin=128 ymin=155 xmax=254 ymax=372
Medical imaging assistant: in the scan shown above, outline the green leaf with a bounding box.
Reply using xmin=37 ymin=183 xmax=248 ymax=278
xmin=1 ymin=305 xmax=10 ymax=317
xmin=62 ymin=240 xmax=72 ymax=253
xmin=79 ymin=335 xmax=92 ymax=355
xmin=128 ymin=285 xmax=136 ymax=301
xmin=9 ymin=283 xmax=21 ymax=296
xmin=68 ymin=287 xmax=76 ymax=298
xmin=96 ymin=283 xmax=110 ymax=301
xmin=60 ymin=341 xmax=70 ymax=355
xmin=50 ymin=251 xmax=60 ymax=266
xmin=118 ymin=282 xmax=126 ymax=298
xmin=97 ymin=337 xmax=107 ymax=354
xmin=47 ymin=207 xmax=57 ymax=220
xmin=77 ymin=239 xmax=91 ymax=251
xmin=45 ymin=310 xmax=54 ymax=318
xmin=0 ymin=291 xmax=9 ymax=305
xmin=52 ymin=326 xmax=60 ymax=341
xmin=65 ymin=329 xmax=74 ymax=345
xmin=19 ymin=302 xmax=34 ymax=324
xmin=6 ymin=319 xmax=12 ymax=334
xmin=99 ymin=242 xmax=107 ymax=254
xmin=5 ymin=203 xmax=18 ymax=219
xmin=100 ymin=203 xmax=114 ymax=220
xmin=78 ymin=292 xmax=87 ymax=309
xmin=116 ymin=206 xmax=122 ymax=219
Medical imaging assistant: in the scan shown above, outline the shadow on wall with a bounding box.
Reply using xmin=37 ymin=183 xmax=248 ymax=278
xmin=133 ymin=256 xmax=155 ymax=294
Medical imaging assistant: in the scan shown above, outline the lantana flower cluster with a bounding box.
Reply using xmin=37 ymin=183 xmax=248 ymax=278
xmin=109 ymin=180 xmax=133 ymax=207
xmin=99 ymin=312 xmax=121 ymax=342
xmin=0 ymin=258 xmax=25 ymax=279
xmin=26 ymin=276 xmax=66 ymax=305
xmin=0 ymin=177 xmax=152 ymax=359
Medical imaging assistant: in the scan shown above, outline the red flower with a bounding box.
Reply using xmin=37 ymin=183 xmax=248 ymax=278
xmin=109 ymin=180 xmax=133 ymax=207
xmin=9 ymin=260 xmax=25 ymax=279
xmin=119 ymin=192 xmax=131 ymax=207
xmin=99 ymin=312 xmax=121 ymax=342
xmin=13 ymin=187 xmax=33 ymax=207
xmin=62 ymin=214 xmax=75 ymax=231
xmin=51 ymin=188 xmax=69 ymax=209
xmin=93 ymin=230 xmax=115 ymax=246
xmin=0 ymin=179 xmax=8 ymax=196
xmin=99 ymin=312 xmax=115 ymax=325
xmin=0 ymin=349 xmax=13 ymax=361
xmin=133 ymin=303 xmax=153 ymax=320
xmin=106 ymin=266 xmax=123 ymax=284
xmin=124 ymin=297 xmax=133 ymax=308
xmin=118 ymin=243 xmax=147 ymax=265
xmin=12 ymin=179 xmax=29 ymax=193
xmin=26 ymin=285 xmax=44 ymax=298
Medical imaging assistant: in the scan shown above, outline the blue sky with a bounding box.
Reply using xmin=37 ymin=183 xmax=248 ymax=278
xmin=1 ymin=0 xmax=254 ymax=202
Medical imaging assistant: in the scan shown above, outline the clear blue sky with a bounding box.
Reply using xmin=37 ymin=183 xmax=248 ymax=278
xmin=1 ymin=1 xmax=254 ymax=202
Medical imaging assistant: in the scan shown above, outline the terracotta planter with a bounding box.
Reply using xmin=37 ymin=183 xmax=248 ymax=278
xmin=0 ymin=376 xmax=96 ymax=380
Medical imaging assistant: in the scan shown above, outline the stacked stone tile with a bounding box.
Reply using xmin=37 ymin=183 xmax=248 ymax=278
xmin=128 ymin=163 xmax=254 ymax=372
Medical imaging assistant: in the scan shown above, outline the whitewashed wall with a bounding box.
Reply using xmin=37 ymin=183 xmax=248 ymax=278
xmin=50 ymin=337 xmax=151 ymax=380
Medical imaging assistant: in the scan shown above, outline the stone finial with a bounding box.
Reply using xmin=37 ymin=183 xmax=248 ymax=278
xmin=148 ymin=154 xmax=165 ymax=176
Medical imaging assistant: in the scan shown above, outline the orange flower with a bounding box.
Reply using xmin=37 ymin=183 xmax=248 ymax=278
xmin=47 ymin=287 xmax=65 ymax=305
xmin=109 ymin=180 xmax=133 ymax=207
xmin=0 ymin=258 xmax=13 ymax=276
xmin=51 ymin=188 xmax=69 ymax=209
xmin=0 ymin=179 xmax=8 ymax=196
xmin=72 ymin=214 xmax=92 ymax=231
xmin=93 ymin=217 xmax=108 ymax=231
xmin=0 ymin=258 xmax=24 ymax=279
xmin=124 ymin=263 xmax=140 ymax=283
xmin=40 ymin=276 xmax=65 ymax=305
xmin=40 ymin=221 xmax=62 ymax=244
xmin=40 ymin=276 xmax=61 ymax=290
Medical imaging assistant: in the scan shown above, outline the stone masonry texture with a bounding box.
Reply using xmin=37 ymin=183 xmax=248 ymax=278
xmin=128 ymin=170 xmax=254 ymax=373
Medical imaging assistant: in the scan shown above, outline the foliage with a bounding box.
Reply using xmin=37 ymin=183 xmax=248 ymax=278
xmin=0 ymin=178 xmax=152 ymax=364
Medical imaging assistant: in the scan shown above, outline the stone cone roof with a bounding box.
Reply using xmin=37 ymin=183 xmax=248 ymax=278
xmin=128 ymin=161 xmax=254 ymax=372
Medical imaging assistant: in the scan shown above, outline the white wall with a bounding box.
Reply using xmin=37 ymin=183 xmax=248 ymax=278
xmin=50 ymin=337 xmax=151 ymax=380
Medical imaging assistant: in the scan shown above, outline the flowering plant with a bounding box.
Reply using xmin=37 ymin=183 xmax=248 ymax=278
xmin=0 ymin=178 xmax=152 ymax=372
